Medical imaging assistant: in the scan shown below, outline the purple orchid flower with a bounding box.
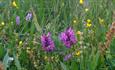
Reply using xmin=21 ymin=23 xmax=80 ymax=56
xmin=41 ymin=32 xmax=55 ymax=52
xmin=59 ymin=27 xmax=77 ymax=48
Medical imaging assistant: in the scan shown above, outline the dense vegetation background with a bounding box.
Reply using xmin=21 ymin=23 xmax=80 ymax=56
xmin=0 ymin=0 xmax=115 ymax=70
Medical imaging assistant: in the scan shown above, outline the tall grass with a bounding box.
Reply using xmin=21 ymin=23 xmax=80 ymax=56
xmin=0 ymin=0 xmax=115 ymax=70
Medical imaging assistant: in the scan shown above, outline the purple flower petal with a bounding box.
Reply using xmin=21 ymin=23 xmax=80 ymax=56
xmin=59 ymin=27 xmax=77 ymax=48
xmin=64 ymin=54 xmax=72 ymax=61
xmin=26 ymin=12 xmax=32 ymax=21
xmin=16 ymin=16 xmax=20 ymax=25
xmin=41 ymin=32 xmax=55 ymax=52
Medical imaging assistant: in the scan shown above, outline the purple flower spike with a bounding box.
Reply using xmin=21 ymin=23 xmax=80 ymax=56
xmin=64 ymin=54 xmax=72 ymax=61
xmin=26 ymin=12 xmax=32 ymax=21
xmin=16 ymin=16 xmax=20 ymax=25
xmin=59 ymin=27 xmax=77 ymax=48
xmin=41 ymin=32 xmax=55 ymax=52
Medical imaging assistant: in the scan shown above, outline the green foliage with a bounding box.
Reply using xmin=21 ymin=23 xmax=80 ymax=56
xmin=3 ymin=51 xmax=9 ymax=70
xmin=13 ymin=53 xmax=21 ymax=70
xmin=0 ymin=0 xmax=115 ymax=70
xmin=60 ymin=62 xmax=68 ymax=70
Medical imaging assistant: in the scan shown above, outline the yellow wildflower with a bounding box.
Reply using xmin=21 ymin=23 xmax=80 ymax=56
xmin=75 ymin=51 xmax=81 ymax=56
xmin=79 ymin=0 xmax=84 ymax=5
xmin=12 ymin=1 xmax=18 ymax=8
xmin=86 ymin=23 xmax=92 ymax=27
xmin=87 ymin=19 xmax=91 ymax=23
xmin=86 ymin=19 xmax=92 ymax=27
xmin=73 ymin=20 xmax=77 ymax=23
xmin=85 ymin=8 xmax=89 ymax=12
xmin=99 ymin=18 xmax=104 ymax=24
xmin=76 ymin=31 xmax=82 ymax=35
xmin=19 ymin=41 xmax=22 ymax=45
xmin=1 ymin=22 xmax=5 ymax=26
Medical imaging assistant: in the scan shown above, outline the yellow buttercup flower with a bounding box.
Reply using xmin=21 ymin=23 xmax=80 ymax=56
xmin=73 ymin=20 xmax=77 ymax=23
xmin=85 ymin=8 xmax=89 ymax=12
xmin=87 ymin=19 xmax=91 ymax=23
xmin=99 ymin=18 xmax=104 ymax=24
xmin=75 ymin=51 xmax=81 ymax=56
xmin=19 ymin=41 xmax=22 ymax=45
xmin=86 ymin=19 xmax=92 ymax=27
xmin=86 ymin=23 xmax=92 ymax=27
xmin=1 ymin=22 xmax=5 ymax=26
xmin=12 ymin=1 xmax=18 ymax=8
xmin=79 ymin=0 xmax=84 ymax=5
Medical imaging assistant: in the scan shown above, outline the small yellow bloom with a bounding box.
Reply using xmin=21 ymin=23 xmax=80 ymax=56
xmin=76 ymin=31 xmax=81 ymax=35
xmin=86 ymin=23 xmax=92 ymax=27
xmin=12 ymin=1 xmax=18 ymax=8
xmin=73 ymin=20 xmax=77 ymax=23
xmin=75 ymin=51 xmax=81 ymax=56
xmin=79 ymin=0 xmax=84 ymax=5
xmin=1 ymin=22 xmax=5 ymax=26
xmin=87 ymin=19 xmax=91 ymax=23
xmin=85 ymin=8 xmax=89 ymax=12
xmin=99 ymin=18 xmax=104 ymax=24
xmin=44 ymin=56 xmax=48 ymax=60
xmin=19 ymin=41 xmax=22 ymax=45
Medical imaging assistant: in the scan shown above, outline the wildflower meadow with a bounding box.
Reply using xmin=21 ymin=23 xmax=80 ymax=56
xmin=0 ymin=0 xmax=115 ymax=70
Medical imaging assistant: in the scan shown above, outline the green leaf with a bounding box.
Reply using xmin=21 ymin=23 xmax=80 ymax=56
xmin=31 ymin=7 xmax=42 ymax=33
xmin=13 ymin=53 xmax=21 ymax=70
xmin=0 ymin=45 xmax=5 ymax=59
xmin=71 ymin=61 xmax=78 ymax=70
xmin=89 ymin=51 xmax=100 ymax=70
xmin=60 ymin=62 xmax=67 ymax=70
xmin=45 ymin=62 xmax=52 ymax=70
xmin=3 ymin=51 xmax=9 ymax=70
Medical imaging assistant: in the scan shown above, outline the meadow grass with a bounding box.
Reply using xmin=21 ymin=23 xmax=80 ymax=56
xmin=0 ymin=0 xmax=115 ymax=70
